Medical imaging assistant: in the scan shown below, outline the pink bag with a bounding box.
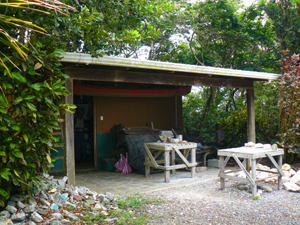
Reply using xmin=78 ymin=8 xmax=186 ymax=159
xmin=114 ymin=153 xmax=132 ymax=174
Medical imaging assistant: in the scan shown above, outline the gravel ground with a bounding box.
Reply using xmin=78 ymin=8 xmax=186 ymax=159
xmin=142 ymin=179 xmax=300 ymax=225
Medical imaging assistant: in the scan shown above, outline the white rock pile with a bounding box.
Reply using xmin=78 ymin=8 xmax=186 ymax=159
xmin=226 ymin=163 xmax=300 ymax=193
xmin=0 ymin=174 xmax=119 ymax=225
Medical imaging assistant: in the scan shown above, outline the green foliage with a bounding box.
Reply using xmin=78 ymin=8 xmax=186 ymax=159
xmin=0 ymin=42 xmax=75 ymax=207
xmin=278 ymin=52 xmax=300 ymax=163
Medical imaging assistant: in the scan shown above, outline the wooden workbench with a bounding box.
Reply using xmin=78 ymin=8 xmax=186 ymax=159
xmin=144 ymin=142 xmax=197 ymax=183
xmin=218 ymin=146 xmax=284 ymax=197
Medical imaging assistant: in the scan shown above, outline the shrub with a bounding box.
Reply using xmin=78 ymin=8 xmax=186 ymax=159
xmin=0 ymin=41 xmax=75 ymax=206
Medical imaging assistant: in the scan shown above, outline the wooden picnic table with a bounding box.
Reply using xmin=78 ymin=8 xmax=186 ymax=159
xmin=218 ymin=146 xmax=284 ymax=197
xmin=144 ymin=142 xmax=197 ymax=183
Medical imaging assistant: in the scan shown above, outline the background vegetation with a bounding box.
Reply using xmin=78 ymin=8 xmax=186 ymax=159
xmin=1 ymin=0 xmax=300 ymax=206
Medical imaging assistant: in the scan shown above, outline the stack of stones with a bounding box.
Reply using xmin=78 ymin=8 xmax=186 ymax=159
xmin=0 ymin=174 xmax=118 ymax=224
xmin=232 ymin=163 xmax=300 ymax=194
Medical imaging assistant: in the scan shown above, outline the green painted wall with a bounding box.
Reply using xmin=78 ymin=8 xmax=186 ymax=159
xmin=51 ymin=146 xmax=64 ymax=171
xmin=96 ymin=133 xmax=116 ymax=170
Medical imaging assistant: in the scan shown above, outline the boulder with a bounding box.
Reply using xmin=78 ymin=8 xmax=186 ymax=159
xmin=237 ymin=184 xmax=249 ymax=191
xmin=282 ymin=163 xmax=291 ymax=171
xmin=290 ymin=170 xmax=300 ymax=183
xmin=282 ymin=171 xmax=291 ymax=177
xmin=0 ymin=218 xmax=13 ymax=225
xmin=5 ymin=206 xmax=17 ymax=214
xmin=283 ymin=182 xmax=300 ymax=192
xmin=289 ymin=169 xmax=296 ymax=176
xmin=257 ymin=183 xmax=272 ymax=192
xmin=0 ymin=211 xmax=10 ymax=219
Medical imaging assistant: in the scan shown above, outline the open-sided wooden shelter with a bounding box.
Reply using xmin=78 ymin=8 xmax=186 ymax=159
xmin=58 ymin=52 xmax=280 ymax=185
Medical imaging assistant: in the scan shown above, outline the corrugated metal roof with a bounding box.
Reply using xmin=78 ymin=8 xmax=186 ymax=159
xmin=61 ymin=52 xmax=280 ymax=81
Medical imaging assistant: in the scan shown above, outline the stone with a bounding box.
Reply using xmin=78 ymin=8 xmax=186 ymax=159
xmin=97 ymin=194 xmax=105 ymax=202
xmin=51 ymin=203 xmax=59 ymax=210
xmin=237 ymin=184 xmax=249 ymax=191
xmin=283 ymin=182 xmax=300 ymax=192
xmin=61 ymin=219 xmax=71 ymax=224
xmin=0 ymin=211 xmax=10 ymax=219
xmin=257 ymin=184 xmax=272 ymax=192
xmin=73 ymin=195 xmax=81 ymax=201
xmin=11 ymin=212 xmax=26 ymax=221
xmin=65 ymin=202 xmax=76 ymax=209
xmin=282 ymin=176 xmax=290 ymax=183
xmin=40 ymin=198 xmax=51 ymax=207
xmin=31 ymin=212 xmax=43 ymax=223
xmin=52 ymin=192 xmax=66 ymax=205
xmin=28 ymin=198 xmax=37 ymax=206
xmin=50 ymin=220 xmax=62 ymax=225
xmin=64 ymin=210 xmax=79 ymax=221
xmin=37 ymin=206 xmax=49 ymax=216
xmin=296 ymin=181 xmax=300 ymax=187
xmin=24 ymin=204 xmax=36 ymax=213
xmin=289 ymin=169 xmax=296 ymax=176
xmin=51 ymin=213 xmax=63 ymax=220
xmin=195 ymin=166 xmax=207 ymax=172
xmin=10 ymin=196 xmax=21 ymax=202
xmin=104 ymin=218 xmax=118 ymax=224
xmin=39 ymin=191 xmax=48 ymax=200
xmin=290 ymin=170 xmax=300 ymax=183
xmin=62 ymin=193 xmax=69 ymax=199
xmin=0 ymin=218 xmax=13 ymax=225
xmin=48 ymin=175 xmax=54 ymax=180
xmin=17 ymin=201 xmax=26 ymax=209
xmin=58 ymin=176 xmax=68 ymax=189
xmin=94 ymin=203 xmax=106 ymax=210
xmin=282 ymin=163 xmax=291 ymax=171
xmin=256 ymin=163 xmax=263 ymax=169
xmin=261 ymin=165 xmax=270 ymax=170
xmin=43 ymin=173 xmax=50 ymax=179
xmin=5 ymin=205 xmax=17 ymax=214
xmin=282 ymin=171 xmax=291 ymax=177
xmin=28 ymin=221 xmax=36 ymax=225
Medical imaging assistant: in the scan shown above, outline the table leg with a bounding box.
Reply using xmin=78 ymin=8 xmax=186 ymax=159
xmin=278 ymin=155 xmax=282 ymax=190
xmin=164 ymin=151 xmax=170 ymax=183
xmin=251 ymin=159 xmax=257 ymax=198
xmin=191 ymin=148 xmax=196 ymax=178
xmin=145 ymin=152 xmax=150 ymax=178
xmin=219 ymin=156 xmax=225 ymax=190
xmin=171 ymin=149 xmax=176 ymax=174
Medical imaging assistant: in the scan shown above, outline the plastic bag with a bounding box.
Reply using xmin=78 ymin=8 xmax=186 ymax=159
xmin=114 ymin=153 xmax=132 ymax=174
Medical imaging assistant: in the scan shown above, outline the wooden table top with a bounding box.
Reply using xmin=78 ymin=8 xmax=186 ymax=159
xmin=218 ymin=146 xmax=284 ymax=159
xmin=145 ymin=142 xmax=197 ymax=151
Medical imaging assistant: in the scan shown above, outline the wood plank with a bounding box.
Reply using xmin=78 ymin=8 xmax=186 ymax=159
xmin=171 ymin=149 xmax=176 ymax=174
xmin=224 ymin=156 xmax=230 ymax=166
xmin=232 ymin=154 xmax=255 ymax=186
xmin=257 ymin=169 xmax=279 ymax=174
xmin=144 ymin=144 xmax=158 ymax=169
xmin=153 ymin=150 xmax=163 ymax=160
xmin=65 ymin=67 xmax=254 ymax=89
xmin=251 ymin=159 xmax=257 ymax=197
xmin=191 ymin=148 xmax=196 ymax=178
xmin=54 ymin=156 xmax=64 ymax=160
xmin=219 ymin=156 xmax=225 ymax=190
xmin=65 ymin=78 xmax=75 ymax=185
xmin=278 ymin=155 xmax=283 ymax=190
xmin=224 ymin=169 xmax=242 ymax=174
xmin=52 ymin=131 xmax=62 ymax=136
xmin=173 ymin=147 xmax=191 ymax=167
xmin=247 ymin=87 xmax=256 ymax=142
xmin=164 ymin=150 xmax=170 ymax=183
xmin=266 ymin=153 xmax=283 ymax=176
xmin=49 ymin=169 xmax=64 ymax=173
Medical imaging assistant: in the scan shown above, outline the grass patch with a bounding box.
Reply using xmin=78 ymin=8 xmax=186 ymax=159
xmin=76 ymin=194 xmax=163 ymax=224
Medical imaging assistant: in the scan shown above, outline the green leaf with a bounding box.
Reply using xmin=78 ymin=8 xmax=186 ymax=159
xmin=11 ymin=125 xmax=21 ymax=132
xmin=12 ymin=72 xmax=26 ymax=83
xmin=0 ymin=188 xmax=9 ymax=199
xmin=13 ymin=151 xmax=24 ymax=159
xmin=0 ymin=90 xmax=9 ymax=108
xmin=0 ymin=168 xmax=11 ymax=181
xmin=31 ymin=83 xmax=42 ymax=91
xmin=46 ymin=153 xmax=52 ymax=164
xmin=34 ymin=62 xmax=43 ymax=70
xmin=26 ymin=102 xmax=37 ymax=111
xmin=0 ymin=126 xmax=9 ymax=131
xmin=2 ymin=81 xmax=13 ymax=89
xmin=0 ymin=108 xmax=7 ymax=114
xmin=24 ymin=95 xmax=35 ymax=101
xmin=23 ymin=134 xmax=28 ymax=143
xmin=0 ymin=151 xmax=6 ymax=156
xmin=14 ymin=96 xmax=23 ymax=104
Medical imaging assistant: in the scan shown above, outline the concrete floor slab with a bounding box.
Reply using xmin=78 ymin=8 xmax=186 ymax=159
xmin=55 ymin=167 xmax=220 ymax=195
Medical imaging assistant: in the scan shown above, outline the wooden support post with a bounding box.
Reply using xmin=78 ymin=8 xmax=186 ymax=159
xmin=145 ymin=152 xmax=150 ymax=178
xmin=164 ymin=151 xmax=170 ymax=183
xmin=251 ymin=159 xmax=257 ymax=197
xmin=278 ymin=155 xmax=283 ymax=190
xmin=171 ymin=149 xmax=176 ymax=174
xmin=65 ymin=78 xmax=75 ymax=185
xmin=93 ymin=97 xmax=97 ymax=168
xmin=191 ymin=148 xmax=196 ymax=178
xmin=247 ymin=87 xmax=255 ymax=172
xmin=219 ymin=156 xmax=225 ymax=190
